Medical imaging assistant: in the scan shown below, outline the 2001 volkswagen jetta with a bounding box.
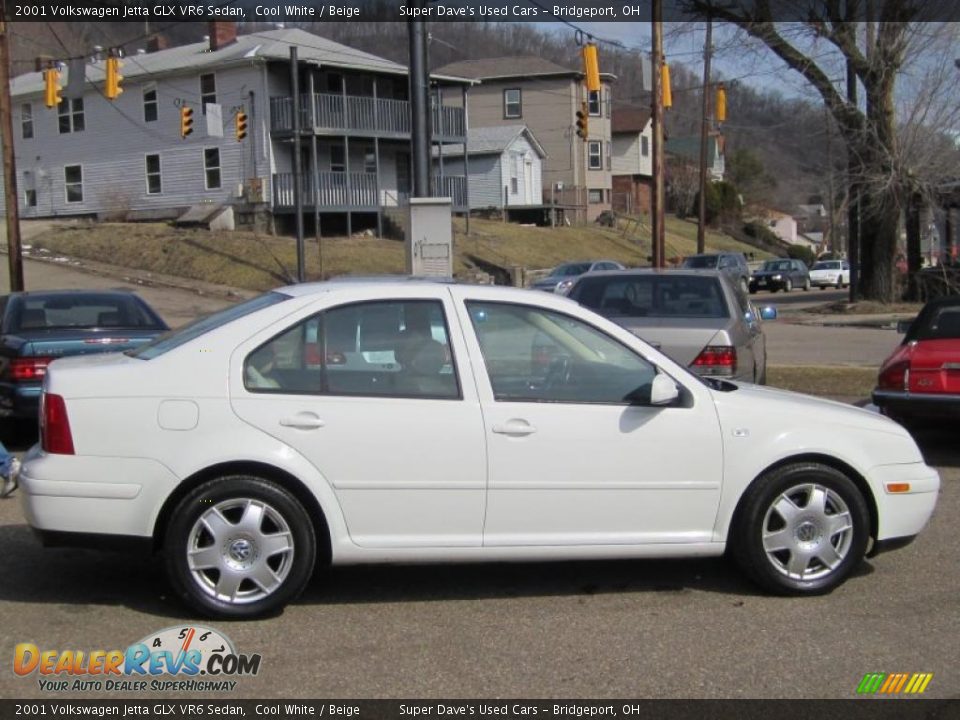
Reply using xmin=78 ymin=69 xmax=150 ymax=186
xmin=19 ymin=281 xmax=939 ymax=618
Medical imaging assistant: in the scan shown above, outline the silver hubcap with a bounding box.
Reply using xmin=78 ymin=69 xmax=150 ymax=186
xmin=187 ymin=499 xmax=295 ymax=605
xmin=761 ymin=483 xmax=854 ymax=581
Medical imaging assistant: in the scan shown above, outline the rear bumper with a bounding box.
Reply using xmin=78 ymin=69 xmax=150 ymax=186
xmin=0 ymin=381 xmax=41 ymax=419
xmin=872 ymin=389 xmax=960 ymax=423
xmin=810 ymin=277 xmax=842 ymax=287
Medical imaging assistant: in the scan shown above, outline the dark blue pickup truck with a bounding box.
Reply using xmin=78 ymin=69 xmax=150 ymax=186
xmin=0 ymin=290 xmax=169 ymax=421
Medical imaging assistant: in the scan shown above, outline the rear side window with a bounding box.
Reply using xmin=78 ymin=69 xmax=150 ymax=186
xmin=11 ymin=294 xmax=165 ymax=332
xmin=571 ymin=275 xmax=730 ymax=319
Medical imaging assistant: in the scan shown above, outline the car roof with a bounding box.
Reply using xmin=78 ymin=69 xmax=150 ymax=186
xmin=579 ymin=267 xmax=726 ymax=278
xmin=6 ymin=289 xmax=142 ymax=300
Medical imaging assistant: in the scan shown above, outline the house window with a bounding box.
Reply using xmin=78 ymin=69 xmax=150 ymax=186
xmin=606 ymin=142 xmax=612 ymax=170
xmin=330 ymin=145 xmax=345 ymax=173
xmin=145 ymin=154 xmax=162 ymax=194
xmin=143 ymin=85 xmax=158 ymax=122
xmin=641 ymin=136 xmax=649 ymax=157
xmin=24 ymin=189 xmax=37 ymax=207
xmin=21 ymin=104 xmax=33 ymax=139
xmin=64 ymin=165 xmax=83 ymax=203
xmin=364 ymin=149 xmax=376 ymax=174
xmin=503 ymin=88 xmax=521 ymax=119
xmin=326 ymin=73 xmax=343 ymax=94
xmin=58 ymin=98 xmax=84 ymax=134
xmin=203 ymin=148 xmax=221 ymax=190
xmin=510 ymin=177 xmax=518 ymax=194
xmin=588 ymin=189 xmax=603 ymax=204
xmin=588 ymin=90 xmax=601 ymax=116
xmin=200 ymin=73 xmax=216 ymax=114
xmin=588 ymin=141 xmax=602 ymax=170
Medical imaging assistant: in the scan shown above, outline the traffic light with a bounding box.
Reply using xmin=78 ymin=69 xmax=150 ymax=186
xmin=575 ymin=101 xmax=588 ymax=139
xmin=105 ymin=55 xmax=123 ymax=100
xmin=716 ymin=83 xmax=727 ymax=123
xmin=235 ymin=110 xmax=248 ymax=141
xmin=180 ymin=106 xmax=194 ymax=139
xmin=43 ymin=68 xmax=62 ymax=108
xmin=582 ymin=43 xmax=600 ymax=93
xmin=661 ymin=61 xmax=672 ymax=109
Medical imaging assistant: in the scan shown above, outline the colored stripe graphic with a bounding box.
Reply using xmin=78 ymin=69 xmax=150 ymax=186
xmin=857 ymin=673 xmax=886 ymax=694
xmin=857 ymin=672 xmax=932 ymax=694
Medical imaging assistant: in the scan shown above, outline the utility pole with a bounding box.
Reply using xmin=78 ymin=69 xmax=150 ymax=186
xmin=696 ymin=16 xmax=713 ymax=254
xmin=290 ymin=46 xmax=305 ymax=283
xmin=408 ymin=17 xmax=431 ymax=198
xmin=650 ymin=2 xmax=666 ymax=268
xmin=0 ymin=20 xmax=25 ymax=291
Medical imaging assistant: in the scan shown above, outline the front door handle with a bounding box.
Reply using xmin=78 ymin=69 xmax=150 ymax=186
xmin=491 ymin=419 xmax=537 ymax=436
xmin=279 ymin=413 xmax=325 ymax=430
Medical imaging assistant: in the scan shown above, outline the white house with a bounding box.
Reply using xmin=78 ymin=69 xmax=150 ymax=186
xmin=610 ymin=107 xmax=652 ymax=215
xmin=2 ymin=23 xmax=472 ymax=237
xmin=434 ymin=125 xmax=546 ymax=210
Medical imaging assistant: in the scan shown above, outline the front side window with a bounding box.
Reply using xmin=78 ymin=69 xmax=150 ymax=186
xmin=200 ymin=73 xmax=216 ymax=114
xmin=145 ymin=154 xmax=162 ymax=194
xmin=203 ymin=148 xmax=221 ymax=190
xmin=21 ymin=103 xmax=33 ymax=139
xmin=64 ymin=165 xmax=83 ymax=203
xmin=503 ymin=88 xmax=521 ymax=119
xmin=58 ymin=98 xmax=84 ymax=134
xmin=244 ymin=300 xmax=460 ymax=400
xmin=143 ymin=85 xmax=158 ymax=122
xmin=588 ymin=141 xmax=602 ymax=170
xmin=467 ymin=302 xmax=657 ymax=404
xmin=588 ymin=89 xmax=601 ymax=116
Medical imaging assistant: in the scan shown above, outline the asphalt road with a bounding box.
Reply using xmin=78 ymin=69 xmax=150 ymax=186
xmin=1 ymin=259 xmax=954 ymax=699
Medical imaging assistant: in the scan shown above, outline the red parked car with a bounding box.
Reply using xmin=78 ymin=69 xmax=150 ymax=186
xmin=873 ymin=296 xmax=960 ymax=427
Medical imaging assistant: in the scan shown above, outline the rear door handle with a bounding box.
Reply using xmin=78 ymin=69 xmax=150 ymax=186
xmin=279 ymin=413 xmax=325 ymax=430
xmin=491 ymin=420 xmax=537 ymax=437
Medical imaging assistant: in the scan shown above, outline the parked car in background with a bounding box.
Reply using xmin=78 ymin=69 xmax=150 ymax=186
xmin=0 ymin=290 xmax=168 ymax=421
xmin=567 ymin=269 xmax=775 ymax=384
xmin=681 ymin=252 xmax=750 ymax=294
xmin=530 ymin=260 xmax=626 ymax=294
xmin=19 ymin=280 xmax=938 ymax=617
xmin=809 ymin=260 xmax=851 ymax=289
xmin=873 ymin=295 xmax=960 ymax=428
xmin=749 ymin=258 xmax=811 ymax=293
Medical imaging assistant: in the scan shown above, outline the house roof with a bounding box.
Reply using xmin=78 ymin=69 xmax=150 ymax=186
xmin=434 ymin=56 xmax=580 ymax=81
xmin=611 ymin=107 xmax=651 ymax=134
xmin=435 ymin=125 xmax=547 ymax=158
xmin=11 ymin=28 xmax=474 ymax=98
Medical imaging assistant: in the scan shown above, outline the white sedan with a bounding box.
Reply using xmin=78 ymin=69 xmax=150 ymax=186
xmin=809 ymin=260 xmax=851 ymax=289
xmin=20 ymin=281 xmax=938 ymax=618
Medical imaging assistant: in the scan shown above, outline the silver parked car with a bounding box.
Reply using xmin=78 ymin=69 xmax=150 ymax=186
xmin=568 ymin=269 xmax=775 ymax=384
xmin=530 ymin=260 xmax=626 ymax=294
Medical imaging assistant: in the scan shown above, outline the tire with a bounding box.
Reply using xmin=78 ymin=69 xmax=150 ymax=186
xmin=163 ymin=475 xmax=317 ymax=619
xmin=803 ymin=277 xmax=811 ymax=291
xmin=784 ymin=279 xmax=792 ymax=292
xmin=836 ymin=278 xmax=843 ymax=289
xmin=730 ymin=462 xmax=870 ymax=596
xmin=820 ymin=286 xmax=826 ymax=291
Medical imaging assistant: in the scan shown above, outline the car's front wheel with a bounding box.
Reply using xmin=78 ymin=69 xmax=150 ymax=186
xmin=731 ymin=462 xmax=870 ymax=595
xmin=163 ymin=475 xmax=317 ymax=618
xmin=803 ymin=278 xmax=811 ymax=291
xmin=784 ymin=279 xmax=793 ymax=292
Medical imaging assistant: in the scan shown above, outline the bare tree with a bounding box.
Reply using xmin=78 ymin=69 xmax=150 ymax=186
xmin=683 ymin=1 xmax=957 ymax=301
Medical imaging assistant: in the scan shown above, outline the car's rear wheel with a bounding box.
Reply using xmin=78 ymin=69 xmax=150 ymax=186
xmin=163 ymin=476 xmax=316 ymax=618
xmin=803 ymin=278 xmax=811 ymax=291
xmin=836 ymin=278 xmax=843 ymax=289
xmin=784 ymin=279 xmax=793 ymax=292
xmin=731 ymin=462 xmax=869 ymax=595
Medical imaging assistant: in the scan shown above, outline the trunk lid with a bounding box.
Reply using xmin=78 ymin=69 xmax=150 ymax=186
xmin=907 ymin=339 xmax=960 ymax=394
xmin=614 ymin=317 xmax=730 ymax=367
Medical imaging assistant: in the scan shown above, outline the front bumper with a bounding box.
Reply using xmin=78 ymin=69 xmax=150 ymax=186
xmin=749 ymin=277 xmax=786 ymax=291
xmin=872 ymin=389 xmax=960 ymax=423
xmin=18 ymin=445 xmax=181 ymax=539
xmin=870 ymin=462 xmax=940 ymax=543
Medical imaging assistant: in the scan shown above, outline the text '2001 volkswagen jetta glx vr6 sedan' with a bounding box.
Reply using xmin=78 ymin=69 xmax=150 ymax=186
xmin=20 ymin=281 xmax=938 ymax=618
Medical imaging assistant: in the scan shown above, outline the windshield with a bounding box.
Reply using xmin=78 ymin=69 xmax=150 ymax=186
xmin=762 ymin=260 xmax=792 ymax=271
xmin=570 ymin=275 xmax=730 ymax=319
xmin=128 ymin=292 xmax=290 ymax=360
xmin=682 ymin=255 xmax=719 ymax=269
xmin=550 ymin=263 xmax=592 ymax=278
xmin=812 ymin=261 xmax=841 ymax=270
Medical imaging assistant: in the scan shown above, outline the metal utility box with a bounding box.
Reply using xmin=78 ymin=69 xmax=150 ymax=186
xmin=406 ymin=198 xmax=453 ymax=277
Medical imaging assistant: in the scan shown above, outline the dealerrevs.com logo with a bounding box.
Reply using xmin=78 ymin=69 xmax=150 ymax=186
xmin=14 ymin=626 xmax=261 ymax=693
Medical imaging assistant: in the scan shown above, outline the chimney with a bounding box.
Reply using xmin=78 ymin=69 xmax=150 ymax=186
xmin=146 ymin=34 xmax=168 ymax=53
xmin=208 ymin=21 xmax=238 ymax=52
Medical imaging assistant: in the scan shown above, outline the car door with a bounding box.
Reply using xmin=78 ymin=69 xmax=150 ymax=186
xmin=452 ymin=289 xmax=724 ymax=547
xmin=229 ymin=288 xmax=487 ymax=548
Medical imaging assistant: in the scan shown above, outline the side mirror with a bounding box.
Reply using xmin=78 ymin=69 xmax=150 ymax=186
xmin=760 ymin=306 xmax=777 ymax=321
xmin=650 ymin=374 xmax=680 ymax=406
xmin=896 ymin=318 xmax=914 ymax=334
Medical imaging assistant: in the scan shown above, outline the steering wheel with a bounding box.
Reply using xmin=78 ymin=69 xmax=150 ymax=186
xmin=542 ymin=355 xmax=573 ymax=392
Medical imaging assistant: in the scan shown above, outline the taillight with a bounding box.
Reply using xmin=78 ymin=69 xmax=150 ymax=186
xmin=41 ymin=392 xmax=75 ymax=455
xmin=878 ymin=359 xmax=910 ymax=391
xmin=692 ymin=345 xmax=737 ymax=375
xmin=10 ymin=357 xmax=52 ymax=382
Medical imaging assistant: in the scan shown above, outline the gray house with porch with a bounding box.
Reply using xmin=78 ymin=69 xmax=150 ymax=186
xmin=4 ymin=24 xmax=471 ymax=237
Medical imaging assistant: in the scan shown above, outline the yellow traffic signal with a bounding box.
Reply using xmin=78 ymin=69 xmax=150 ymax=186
xmin=661 ymin=62 xmax=672 ymax=109
xmin=716 ymin=82 xmax=727 ymax=123
xmin=180 ymin=106 xmax=194 ymax=139
xmin=235 ymin=110 xmax=248 ymax=141
xmin=105 ymin=56 xmax=123 ymax=100
xmin=582 ymin=43 xmax=600 ymax=93
xmin=43 ymin=68 xmax=63 ymax=108
xmin=575 ymin=101 xmax=588 ymax=139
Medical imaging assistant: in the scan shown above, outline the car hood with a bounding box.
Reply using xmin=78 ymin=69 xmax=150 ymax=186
xmin=710 ymin=381 xmax=923 ymax=465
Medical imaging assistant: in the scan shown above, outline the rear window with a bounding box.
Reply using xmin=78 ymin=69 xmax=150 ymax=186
xmin=551 ymin=263 xmax=592 ymax=278
xmin=571 ymin=275 xmax=730 ymax=319
xmin=128 ymin=292 xmax=289 ymax=360
xmin=682 ymin=255 xmax=718 ymax=269
xmin=812 ymin=261 xmax=841 ymax=270
xmin=909 ymin=304 xmax=960 ymax=342
xmin=11 ymin=294 xmax=165 ymax=332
